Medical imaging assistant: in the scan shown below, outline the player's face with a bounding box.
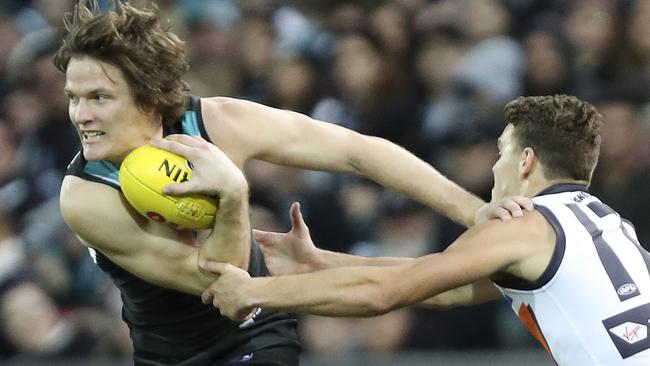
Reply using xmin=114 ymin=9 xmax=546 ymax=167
xmin=491 ymin=124 xmax=522 ymax=201
xmin=64 ymin=57 xmax=162 ymax=164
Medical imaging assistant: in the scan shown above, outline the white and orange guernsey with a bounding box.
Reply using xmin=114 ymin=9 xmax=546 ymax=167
xmin=495 ymin=184 xmax=650 ymax=365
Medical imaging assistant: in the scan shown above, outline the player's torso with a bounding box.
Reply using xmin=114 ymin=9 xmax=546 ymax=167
xmin=64 ymin=97 xmax=299 ymax=364
xmin=495 ymin=184 xmax=650 ymax=365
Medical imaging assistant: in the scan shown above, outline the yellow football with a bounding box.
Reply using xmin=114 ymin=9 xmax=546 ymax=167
xmin=119 ymin=144 xmax=218 ymax=230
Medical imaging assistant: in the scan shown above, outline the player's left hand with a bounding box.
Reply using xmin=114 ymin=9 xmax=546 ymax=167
xmin=254 ymin=202 xmax=319 ymax=276
xmin=199 ymin=261 xmax=256 ymax=321
xmin=474 ymin=196 xmax=533 ymax=225
xmin=149 ymin=135 xmax=247 ymax=200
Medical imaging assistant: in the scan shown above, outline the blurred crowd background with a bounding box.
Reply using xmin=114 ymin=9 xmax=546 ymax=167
xmin=1 ymin=0 xmax=649 ymax=362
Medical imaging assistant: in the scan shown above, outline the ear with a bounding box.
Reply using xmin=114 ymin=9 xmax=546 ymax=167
xmin=519 ymin=147 xmax=537 ymax=179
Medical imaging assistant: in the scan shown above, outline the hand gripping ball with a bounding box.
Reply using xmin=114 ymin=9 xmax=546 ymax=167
xmin=119 ymin=144 xmax=217 ymax=230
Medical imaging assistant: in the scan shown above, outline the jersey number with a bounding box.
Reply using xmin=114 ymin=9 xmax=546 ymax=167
xmin=567 ymin=201 xmax=650 ymax=359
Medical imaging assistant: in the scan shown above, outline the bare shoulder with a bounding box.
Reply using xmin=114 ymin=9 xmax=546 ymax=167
xmin=499 ymin=209 xmax=553 ymax=238
xmin=60 ymin=175 xmax=123 ymax=217
xmin=201 ymin=96 xmax=241 ymax=113
xmin=478 ymin=209 xmax=557 ymax=282
xmin=60 ymin=175 xmax=107 ymax=223
xmin=479 ymin=209 xmax=552 ymax=240
xmin=447 ymin=209 xmax=555 ymax=268
xmin=199 ymin=97 xmax=288 ymax=165
xmin=60 ymin=175 xmax=145 ymax=253
xmin=196 ymin=98 xmax=244 ymax=165
xmin=201 ymin=97 xmax=269 ymax=122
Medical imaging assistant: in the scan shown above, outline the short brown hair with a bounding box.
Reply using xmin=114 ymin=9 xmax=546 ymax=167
xmin=53 ymin=0 xmax=190 ymax=127
xmin=505 ymin=95 xmax=602 ymax=182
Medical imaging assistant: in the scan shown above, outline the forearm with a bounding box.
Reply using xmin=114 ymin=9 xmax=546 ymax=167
xmin=417 ymin=280 xmax=493 ymax=309
xmin=417 ymin=289 xmax=469 ymax=310
xmin=199 ymin=192 xmax=251 ymax=269
xmin=352 ymin=136 xmax=484 ymax=227
xmin=309 ymin=251 xmax=468 ymax=311
xmin=310 ymin=254 xmax=500 ymax=311
xmin=243 ymin=266 xmax=402 ymax=317
xmin=239 ymin=108 xmax=484 ymax=225
xmin=312 ymin=248 xmax=413 ymax=270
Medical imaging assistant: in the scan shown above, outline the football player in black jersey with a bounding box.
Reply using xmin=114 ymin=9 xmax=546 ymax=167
xmin=56 ymin=1 xmax=527 ymax=365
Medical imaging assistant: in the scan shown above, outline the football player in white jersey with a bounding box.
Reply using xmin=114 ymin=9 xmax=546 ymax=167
xmin=201 ymin=95 xmax=650 ymax=365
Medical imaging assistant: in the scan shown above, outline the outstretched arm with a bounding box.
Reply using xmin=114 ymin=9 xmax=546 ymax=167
xmin=253 ymin=202 xmax=414 ymax=277
xmin=255 ymin=198 xmax=532 ymax=276
xmin=246 ymin=200 xmax=520 ymax=310
xmin=203 ymin=97 xmax=484 ymax=227
xmin=201 ymin=212 xmax=550 ymax=320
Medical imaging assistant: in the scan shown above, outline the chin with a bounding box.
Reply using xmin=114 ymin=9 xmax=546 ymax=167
xmin=82 ymin=146 xmax=111 ymax=162
xmin=82 ymin=152 xmax=105 ymax=162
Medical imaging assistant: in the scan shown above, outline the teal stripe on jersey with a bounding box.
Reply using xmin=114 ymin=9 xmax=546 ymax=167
xmin=182 ymin=110 xmax=200 ymax=136
xmin=85 ymin=160 xmax=120 ymax=186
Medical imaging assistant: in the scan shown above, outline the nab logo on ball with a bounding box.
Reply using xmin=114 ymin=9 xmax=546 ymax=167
xmin=158 ymin=159 xmax=190 ymax=183
xmin=119 ymin=145 xmax=218 ymax=230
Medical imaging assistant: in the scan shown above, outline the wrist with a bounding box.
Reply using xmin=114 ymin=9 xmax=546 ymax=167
xmin=218 ymin=182 xmax=249 ymax=207
xmin=473 ymin=203 xmax=487 ymax=226
xmin=244 ymin=277 xmax=271 ymax=308
xmin=468 ymin=199 xmax=487 ymax=227
xmin=216 ymin=171 xmax=249 ymax=200
xmin=309 ymin=248 xmax=331 ymax=271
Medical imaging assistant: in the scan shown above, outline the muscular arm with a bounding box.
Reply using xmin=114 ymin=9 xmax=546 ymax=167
xmin=295 ymin=248 xmax=501 ymax=308
xmin=60 ymin=175 xmax=246 ymax=295
xmin=254 ymin=203 xmax=511 ymax=307
xmin=203 ymin=97 xmax=483 ymax=227
xmin=311 ymin=248 xmax=412 ymax=269
xmin=211 ymin=212 xmax=552 ymax=317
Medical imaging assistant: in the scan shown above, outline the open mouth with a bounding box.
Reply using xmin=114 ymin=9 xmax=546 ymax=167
xmin=81 ymin=131 xmax=105 ymax=142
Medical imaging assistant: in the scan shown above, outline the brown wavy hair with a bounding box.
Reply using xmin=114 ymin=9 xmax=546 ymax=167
xmin=505 ymin=95 xmax=602 ymax=182
xmin=53 ymin=0 xmax=190 ymax=127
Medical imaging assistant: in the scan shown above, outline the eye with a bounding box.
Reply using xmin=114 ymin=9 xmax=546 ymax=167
xmin=68 ymin=95 xmax=79 ymax=105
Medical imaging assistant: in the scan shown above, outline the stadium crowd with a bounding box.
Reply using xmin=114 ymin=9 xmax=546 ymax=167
xmin=0 ymin=0 xmax=649 ymax=361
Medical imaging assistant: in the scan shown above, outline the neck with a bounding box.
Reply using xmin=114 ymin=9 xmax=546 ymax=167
xmin=525 ymin=178 xmax=589 ymax=197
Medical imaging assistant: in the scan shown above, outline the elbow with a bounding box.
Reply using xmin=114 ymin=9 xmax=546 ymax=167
xmin=382 ymin=284 xmax=411 ymax=314
xmin=345 ymin=135 xmax=385 ymax=175
xmin=356 ymin=277 xmax=404 ymax=317
xmin=369 ymin=292 xmax=399 ymax=317
xmin=370 ymin=268 xmax=425 ymax=315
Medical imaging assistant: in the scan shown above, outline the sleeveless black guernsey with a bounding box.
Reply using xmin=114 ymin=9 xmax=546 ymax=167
xmin=66 ymin=97 xmax=299 ymax=365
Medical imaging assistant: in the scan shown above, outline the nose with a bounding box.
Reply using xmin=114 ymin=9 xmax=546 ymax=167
xmin=72 ymin=99 xmax=93 ymax=124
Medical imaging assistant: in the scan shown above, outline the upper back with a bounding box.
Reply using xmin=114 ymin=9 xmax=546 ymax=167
xmin=495 ymin=184 xmax=650 ymax=365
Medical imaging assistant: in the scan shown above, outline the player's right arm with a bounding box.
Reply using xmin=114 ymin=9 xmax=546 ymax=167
xmin=60 ymin=175 xmax=227 ymax=296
